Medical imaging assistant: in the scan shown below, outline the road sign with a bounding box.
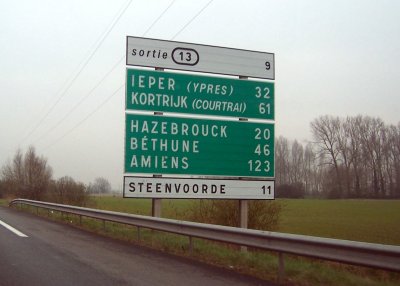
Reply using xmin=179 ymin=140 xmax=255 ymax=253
xmin=126 ymin=68 xmax=274 ymax=120
xmin=125 ymin=113 xmax=274 ymax=178
xmin=126 ymin=36 xmax=275 ymax=80
xmin=123 ymin=176 xmax=275 ymax=199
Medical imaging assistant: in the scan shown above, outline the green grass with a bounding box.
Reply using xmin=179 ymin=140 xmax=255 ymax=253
xmin=11 ymin=197 xmax=400 ymax=286
xmin=91 ymin=196 xmax=151 ymax=215
xmin=278 ymin=199 xmax=400 ymax=245
xmin=0 ymin=199 xmax=7 ymax=206
xmin=91 ymin=196 xmax=191 ymax=219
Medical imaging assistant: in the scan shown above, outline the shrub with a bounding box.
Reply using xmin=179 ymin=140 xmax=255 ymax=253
xmin=0 ymin=180 xmax=4 ymax=198
xmin=46 ymin=176 xmax=90 ymax=206
xmin=276 ymin=183 xmax=305 ymax=198
xmin=187 ymin=200 xmax=281 ymax=231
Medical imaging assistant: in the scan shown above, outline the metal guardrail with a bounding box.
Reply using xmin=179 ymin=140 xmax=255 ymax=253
xmin=9 ymin=198 xmax=400 ymax=283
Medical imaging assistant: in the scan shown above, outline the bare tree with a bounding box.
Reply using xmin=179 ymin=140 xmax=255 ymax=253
xmin=345 ymin=116 xmax=364 ymax=196
xmin=24 ymin=147 xmax=52 ymax=200
xmin=303 ymin=143 xmax=317 ymax=195
xmin=47 ymin=176 xmax=89 ymax=206
xmin=311 ymin=115 xmax=343 ymax=197
xmin=337 ymin=117 xmax=355 ymax=197
xmin=1 ymin=147 xmax=52 ymax=200
xmin=358 ymin=117 xmax=386 ymax=197
xmin=386 ymin=123 xmax=400 ymax=197
xmin=88 ymin=177 xmax=112 ymax=194
xmin=275 ymin=116 xmax=398 ymax=199
xmin=275 ymin=136 xmax=290 ymax=185
xmin=290 ymin=140 xmax=304 ymax=184
xmin=395 ymin=123 xmax=400 ymax=197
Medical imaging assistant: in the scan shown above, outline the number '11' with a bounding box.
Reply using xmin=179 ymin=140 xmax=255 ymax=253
xmin=262 ymin=185 xmax=271 ymax=195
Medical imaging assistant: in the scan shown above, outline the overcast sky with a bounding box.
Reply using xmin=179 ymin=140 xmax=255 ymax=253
xmin=0 ymin=0 xmax=399 ymax=189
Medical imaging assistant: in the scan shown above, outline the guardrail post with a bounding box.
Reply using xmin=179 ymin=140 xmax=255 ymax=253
xmin=79 ymin=215 xmax=82 ymax=225
xmin=189 ymin=236 xmax=193 ymax=255
xmin=103 ymin=220 xmax=106 ymax=231
xmin=36 ymin=206 xmax=39 ymax=215
xmin=137 ymin=226 xmax=141 ymax=241
xmin=278 ymin=252 xmax=285 ymax=285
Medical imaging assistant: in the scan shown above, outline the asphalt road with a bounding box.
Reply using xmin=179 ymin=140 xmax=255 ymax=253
xmin=0 ymin=206 xmax=273 ymax=286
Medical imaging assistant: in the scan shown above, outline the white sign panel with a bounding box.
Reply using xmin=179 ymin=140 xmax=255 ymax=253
xmin=126 ymin=36 xmax=275 ymax=80
xmin=123 ymin=176 xmax=275 ymax=199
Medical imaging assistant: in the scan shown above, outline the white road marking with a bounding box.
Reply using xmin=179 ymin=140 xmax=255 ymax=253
xmin=0 ymin=219 xmax=28 ymax=237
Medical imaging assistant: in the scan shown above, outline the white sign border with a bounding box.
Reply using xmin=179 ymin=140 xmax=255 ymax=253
xmin=126 ymin=36 xmax=275 ymax=80
xmin=123 ymin=176 xmax=275 ymax=200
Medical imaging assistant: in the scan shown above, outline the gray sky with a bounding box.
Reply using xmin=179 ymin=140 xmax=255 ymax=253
xmin=1 ymin=0 xmax=399 ymax=189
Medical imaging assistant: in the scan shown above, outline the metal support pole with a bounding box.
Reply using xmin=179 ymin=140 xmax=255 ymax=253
xmin=239 ymin=200 xmax=249 ymax=228
xmin=152 ymin=199 xmax=162 ymax=218
xmin=237 ymin=75 xmax=249 ymax=252
xmin=278 ymin=252 xmax=285 ymax=285
xmin=239 ymin=200 xmax=248 ymax=252
xmin=150 ymin=67 xmax=164 ymax=219
xmin=152 ymin=174 xmax=162 ymax=218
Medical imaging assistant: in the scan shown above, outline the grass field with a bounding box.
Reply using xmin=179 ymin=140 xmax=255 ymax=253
xmin=0 ymin=199 xmax=7 ymax=207
xmin=5 ymin=196 xmax=400 ymax=285
xmin=278 ymin=199 xmax=400 ymax=245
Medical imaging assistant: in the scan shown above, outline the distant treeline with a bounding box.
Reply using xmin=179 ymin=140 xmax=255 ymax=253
xmin=276 ymin=115 xmax=400 ymax=199
xmin=0 ymin=146 xmax=112 ymax=204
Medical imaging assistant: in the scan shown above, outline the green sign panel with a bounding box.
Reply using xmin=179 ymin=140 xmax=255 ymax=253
xmin=125 ymin=113 xmax=274 ymax=177
xmin=126 ymin=68 xmax=274 ymax=120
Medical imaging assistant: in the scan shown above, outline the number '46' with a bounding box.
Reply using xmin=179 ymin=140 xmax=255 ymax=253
xmin=254 ymin=144 xmax=270 ymax=156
